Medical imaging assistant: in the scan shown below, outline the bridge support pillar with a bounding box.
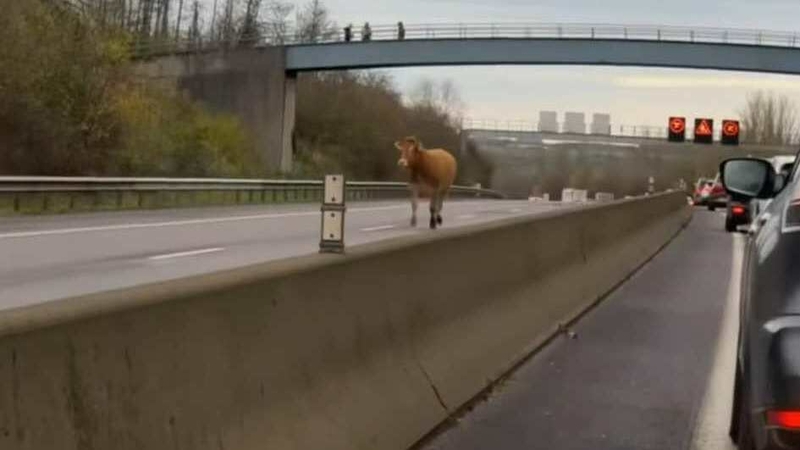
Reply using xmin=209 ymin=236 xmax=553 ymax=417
xmin=134 ymin=48 xmax=296 ymax=174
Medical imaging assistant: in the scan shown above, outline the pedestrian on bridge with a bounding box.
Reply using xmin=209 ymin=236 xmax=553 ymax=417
xmin=398 ymin=21 xmax=405 ymax=40
xmin=344 ymin=24 xmax=352 ymax=42
xmin=362 ymin=22 xmax=372 ymax=41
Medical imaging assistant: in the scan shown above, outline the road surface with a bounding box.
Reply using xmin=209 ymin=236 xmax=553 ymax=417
xmin=421 ymin=210 xmax=739 ymax=450
xmin=0 ymin=199 xmax=570 ymax=311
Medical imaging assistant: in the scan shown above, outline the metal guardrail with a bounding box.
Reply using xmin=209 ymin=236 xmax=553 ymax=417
xmin=0 ymin=177 xmax=503 ymax=214
xmin=130 ymin=22 xmax=800 ymax=58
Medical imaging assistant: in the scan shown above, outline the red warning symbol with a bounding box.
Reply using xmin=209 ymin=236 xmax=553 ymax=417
xmin=723 ymin=120 xmax=739 ymax=136
xmin=669 ymin=117 xmax=686 ymax=134
xmin=696 ymin=119 xmax=712 ymax=136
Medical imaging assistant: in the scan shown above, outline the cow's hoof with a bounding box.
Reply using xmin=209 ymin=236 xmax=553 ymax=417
xmin=410 ymin=217 xmax=417 ymax=227
xmin=436 ymin=215 xmax=443 ymax=225
xmin=429 ymin=218 xmax=437 ymax=229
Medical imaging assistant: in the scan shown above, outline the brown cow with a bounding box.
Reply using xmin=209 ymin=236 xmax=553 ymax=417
xmin=395 ymin=136 xmax=458 ymax=229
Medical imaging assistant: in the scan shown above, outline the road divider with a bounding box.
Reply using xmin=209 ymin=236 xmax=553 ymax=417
xmin=0 ymin=191 xmax=690 ymax=450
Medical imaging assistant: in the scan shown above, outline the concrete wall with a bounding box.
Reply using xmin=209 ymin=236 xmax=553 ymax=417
xmin=134 ymin=48 xmax=294 ymax=173
xmin=0 ymin=192 xmax=690 ymax=450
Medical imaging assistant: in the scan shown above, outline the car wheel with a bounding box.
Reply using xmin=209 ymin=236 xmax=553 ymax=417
xmin=726 ymin=217 xmax=736 ymax=233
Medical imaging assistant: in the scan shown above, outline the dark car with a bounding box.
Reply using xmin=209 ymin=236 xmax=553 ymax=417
xmin=721 ymin=153 xmax=800 ymax=449
xmin=726 ymin=198 xmax=752 ymax=232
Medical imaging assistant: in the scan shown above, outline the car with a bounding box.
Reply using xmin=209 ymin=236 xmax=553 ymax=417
xmin=750 ymin=155 xmax=797 ymax=226
xmin=721 ymin=151 xmax=800 ymax=450
xmin=694 ymin=174 xmax=728 ymax=211
xmin=725 ymin=198 xmax=751 ymax=232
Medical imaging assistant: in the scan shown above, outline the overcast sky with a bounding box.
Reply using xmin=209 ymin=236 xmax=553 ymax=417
xmin=273 ymin=0 xmax=800 ymax=127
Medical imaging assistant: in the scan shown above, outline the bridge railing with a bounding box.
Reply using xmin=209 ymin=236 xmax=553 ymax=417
xmin=130 ymin=22 xmax=800 ymax=58
xmin=0 ymin=177 xmax=503 ymax=215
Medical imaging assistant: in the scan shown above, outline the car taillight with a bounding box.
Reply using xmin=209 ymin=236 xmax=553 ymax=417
xmin=732 ymin=206 xmax=746 ymax=215
xmin=768 ymin=410 xmax=800 ymax=429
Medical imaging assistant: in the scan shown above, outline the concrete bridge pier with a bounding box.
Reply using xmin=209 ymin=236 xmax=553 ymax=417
xmin=135 ymin=47 xmax=295 ymax=174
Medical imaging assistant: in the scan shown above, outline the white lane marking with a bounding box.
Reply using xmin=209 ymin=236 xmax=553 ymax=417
xmin=148 ymin=247 xmax=225 ymax=261
xmin=457 ymin=214 xmax=477 ymax=220
xmin=509 ymin=208 xmax=522 ymax=213
xmin=689 ymin=233 xmax=743 ymax=450
xmin=0 ymin=205 xmax=406 ymax=240
xmin=361 ymin=225 xmax=396 ymax=232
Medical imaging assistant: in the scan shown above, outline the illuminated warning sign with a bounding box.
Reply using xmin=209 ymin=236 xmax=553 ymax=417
xmin=722 ymin=120 xmax=740 ymax=145
xmin=668 ymin=117 xmax=686 ymax=142
xmin=694 ymin=118 xmax=714 ymax=144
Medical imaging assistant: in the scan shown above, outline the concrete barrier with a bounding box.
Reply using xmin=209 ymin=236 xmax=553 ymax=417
xmin=0 ymin=192 xmax=690 ymax=450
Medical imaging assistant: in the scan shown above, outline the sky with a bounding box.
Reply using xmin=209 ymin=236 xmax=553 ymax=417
xmin=271 ymin=0 xmax=800 ymax=128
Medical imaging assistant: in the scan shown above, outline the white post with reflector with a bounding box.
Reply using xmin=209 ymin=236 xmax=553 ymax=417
xmin=320 ymin=174 xmax=346 ymax=254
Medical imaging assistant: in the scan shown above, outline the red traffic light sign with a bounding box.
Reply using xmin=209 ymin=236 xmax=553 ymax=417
xmin=722 ymin=120 xmax=740 ymax=145
xmin=694 ymin=118 xmax=714 ymax=144
xmin=668 ymin=117 xmax=686 ymax=142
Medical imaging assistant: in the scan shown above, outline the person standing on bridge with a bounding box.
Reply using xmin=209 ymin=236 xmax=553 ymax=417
xmin=362 ymin=22 xmax=372 ymax=41
xmin=398 ymin=21 xmax=405 ymax=40
xmin=344 ymin=24 xmax=352 ymax=42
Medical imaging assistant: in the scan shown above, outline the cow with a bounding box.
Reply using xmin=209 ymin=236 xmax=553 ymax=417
xmin=395 ymin=136 xmax=458 ymax=229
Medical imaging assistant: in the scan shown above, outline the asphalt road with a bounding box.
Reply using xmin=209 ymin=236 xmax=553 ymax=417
xmin=421 ymin=210 xmax=741 ymax=450
xmin=0 ymin=199 xmax=572 ymax=311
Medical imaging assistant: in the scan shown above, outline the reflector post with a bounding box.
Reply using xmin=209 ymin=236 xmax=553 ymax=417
xmin=320 ymin=174 xmax=346 ymax=254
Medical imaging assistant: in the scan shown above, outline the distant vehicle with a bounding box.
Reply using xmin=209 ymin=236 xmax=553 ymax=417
xmin=693 ymin=175 xmax=727 ymax=210
xmin=720 ymin=152 xmax=800 ymax=450
xmin=725 ymin=198 xmax=751 ymax=232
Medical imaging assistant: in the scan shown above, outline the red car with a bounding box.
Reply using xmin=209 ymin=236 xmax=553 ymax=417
xmin=693 ymin=175 xmax=728 ymax=211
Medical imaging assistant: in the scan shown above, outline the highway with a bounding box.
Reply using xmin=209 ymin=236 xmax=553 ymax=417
xmin=420 ymin=210 xmax=738 ymax=450
xmin=0 ymin=198 xmax=571 ymax=311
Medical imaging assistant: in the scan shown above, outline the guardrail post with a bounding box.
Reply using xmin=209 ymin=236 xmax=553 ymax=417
xmin=758 ymin=31 xmax=762 ymax=44
xmin=624 ymin=27 xmax=628 ymax=39
xmin=723 ymin=30 xmax=728 ymax=43
xmin=492 ymin=24 xmax=497 ymax=38
xmin=657 ymin=29 xmax=661 ymax=40
xmin=591 ymin=27 xmax=595 ymax=39
xmin=557 ymin=25 xmax=563 ymax=38
xmin=690 ymin=30 xmax=694 ymax=42
xmin=793 ymin=34 xmax=797 ymax=46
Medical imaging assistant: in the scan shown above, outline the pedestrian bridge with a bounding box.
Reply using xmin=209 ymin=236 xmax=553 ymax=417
xmin=283 ymin=23 xmax=800 ymax=74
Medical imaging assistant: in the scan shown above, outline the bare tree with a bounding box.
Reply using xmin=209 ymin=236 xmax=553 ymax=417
xmin=239 ymin=0 xmax=262 ymax=45
xmin=174 ymin=0 xmax=185 ymax=40
xmin=264 ymin=0 xmax=293 ymax=44
xmin=296 ymin=0 xmax=336 ymax=43
xmin=740 ymin=90 xmax=799 ymax=145
xmin=410 ymin=77 xmax=465 ymax=126
xmin=188 ymin=0 xmax=201 ymax=47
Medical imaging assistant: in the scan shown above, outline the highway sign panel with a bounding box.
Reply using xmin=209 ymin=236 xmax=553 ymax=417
xmin=722 ymin=120 xmax=740 ymax=145
xmin=694 ymin=118 xmax=714 ymax=144
xmin=668 ymin=117 xmax=686 ymax=142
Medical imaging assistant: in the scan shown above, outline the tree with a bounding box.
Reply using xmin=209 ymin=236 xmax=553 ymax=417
xmin=296 ymin=0 xmax=336 ymax=43
xmin=740 ymin=90 xmax=799 ymax=145
xmin=409 ymin=77 xmax=465 ymax=128
xmin=264 ymin=0 xmax=293 ymax=44
xmin=239 ymin=0 xmax=262 ymax=45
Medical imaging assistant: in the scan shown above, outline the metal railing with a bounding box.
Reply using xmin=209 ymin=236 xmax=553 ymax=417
xmin=130 ymin=22 xmax=800 ymax=58
xmin=0 ymin=177 xmax=503 ymax=214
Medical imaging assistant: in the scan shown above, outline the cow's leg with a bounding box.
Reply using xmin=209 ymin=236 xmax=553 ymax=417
xmin=409 ymin=183 xmax=419 ymax=227
xmin=429 ymin=192 xmax=438 ymax=229
xmin=436 ymin=188 xmax=447 ymax=225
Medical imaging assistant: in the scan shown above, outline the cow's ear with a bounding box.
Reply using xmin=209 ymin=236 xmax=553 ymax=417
xmin=394 ymin=141 xmax=403 ymax=150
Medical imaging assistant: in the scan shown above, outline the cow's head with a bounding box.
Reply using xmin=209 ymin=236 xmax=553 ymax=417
xmin=395 ymin=136 xmax=421 ymax=168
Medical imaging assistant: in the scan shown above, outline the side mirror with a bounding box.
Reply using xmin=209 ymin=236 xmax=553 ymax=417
xmin=719 ymin=158 xmax=776 ymax=199
xmin=775 ymin=173 xmax=787 ymax=193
